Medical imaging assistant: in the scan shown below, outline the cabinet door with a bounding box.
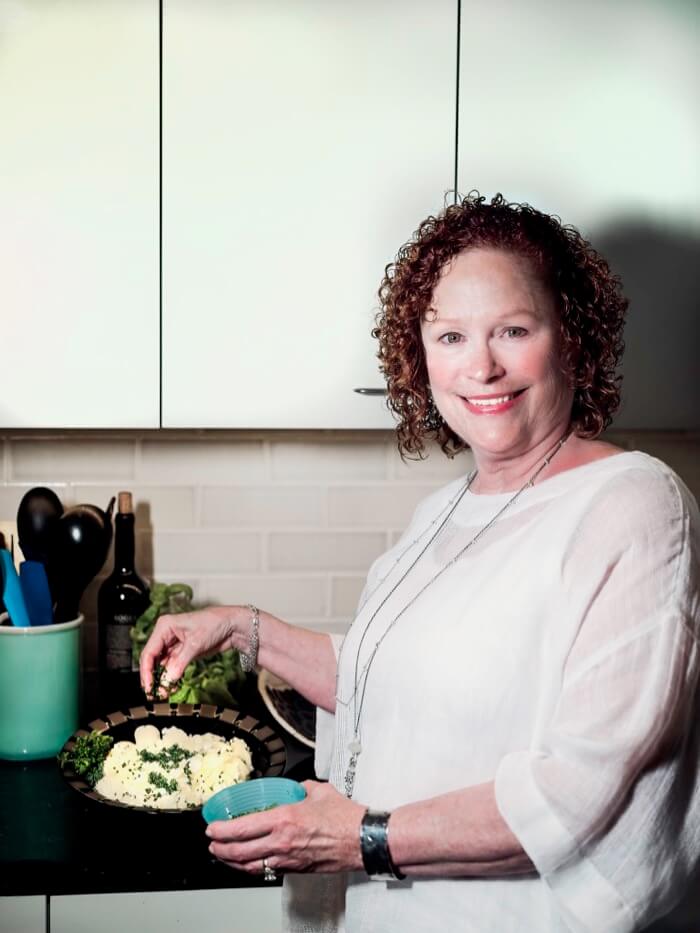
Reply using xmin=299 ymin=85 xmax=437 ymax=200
xmin=50 ymin=889 xmax=282 ymax=933
xmin=163 ymin=0 xmax=456 ymax=428
xmin=0 ymin=895 xmax=45 ymax=933
xmin=0 ymin=1 xmax=159 ymax=428
xmin=457 ymin=0 xmax=699 ymax=430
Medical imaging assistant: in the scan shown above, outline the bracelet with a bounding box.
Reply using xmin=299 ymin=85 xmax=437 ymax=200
xmin=360 ymin=809 xmax=405 ymax=880
xmin=239 ymin=604 xmax=260 ymax=672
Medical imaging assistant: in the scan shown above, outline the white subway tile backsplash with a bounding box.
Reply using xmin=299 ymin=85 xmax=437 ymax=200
xmin=10 ymin=440 xmax=135 ymax=482
xmin=197 ymin=575 xmax=327 ymax=618
xmin=0 ymin=484 xmax=68 ymax=522
xmin=138 ymin=440 xmax=266 ymax=484
xmin=329 ymin=485 xmax=437 ymax=528
xmin=290 ymin=618 xmax=351 ymax=636
xmin=388 ymin=443 xmax=474 ymax=481
xmin=330 ymin=576 xmax=366 ymax=617
xmin=148 ymin=531 xmax=262 ymax=576
xmin=200 ymin=486 xmax=326 ymax=527
xmin=74 ymin=485 xmax=196 ymax=529
xmin=268 ymin=531 xmax=386 ymax=572
xmin=0 ymin=428 xmax=697 ymax=672
xmin=271 ymin=441 xmax=387 ymax=481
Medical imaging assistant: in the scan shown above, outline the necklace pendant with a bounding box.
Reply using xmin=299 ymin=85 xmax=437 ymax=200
xmin=344 ymin=748 xmax=361 ymax=798
xmin=348 ymin=738 xmax=362 ymax=754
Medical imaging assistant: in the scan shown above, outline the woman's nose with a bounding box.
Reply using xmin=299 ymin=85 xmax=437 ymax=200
xmin=465 ymin=342 xmax=505 ymax=383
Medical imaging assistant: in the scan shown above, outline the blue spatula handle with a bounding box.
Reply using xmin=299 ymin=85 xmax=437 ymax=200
xmin=0 ymin=549 xmax=31 ymax=628
xmin=19 ymin=560 xmax=54 ymax=626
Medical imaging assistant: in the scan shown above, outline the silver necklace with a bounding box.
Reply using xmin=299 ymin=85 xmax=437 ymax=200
xmin=340 ymin=432 xmax=570 ymax=799
xmin=335 ymin=470 xmax=477 ymax=713
xmin=351 ymin=476 xmax=477 ymax=622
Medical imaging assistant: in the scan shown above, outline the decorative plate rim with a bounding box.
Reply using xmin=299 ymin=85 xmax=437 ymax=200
xmin=58 ymin=702 xmax=287 ymax=814
xmin=257 ymin=669 xmax=316 ymax=750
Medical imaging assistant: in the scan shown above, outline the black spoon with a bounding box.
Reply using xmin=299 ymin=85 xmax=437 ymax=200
xmin=16 ymin=486 xmax=64 ymax=565
xmin=48 ymin=498 xmax=115 ymax=624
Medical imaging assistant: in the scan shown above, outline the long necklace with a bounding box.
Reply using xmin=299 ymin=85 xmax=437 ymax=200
xmin=351 ymin=475 xmax=477 ymax=623
xmin=340 ymin=432 xmax=570 ymax=798
xmin=335 ymin=470 xmax=477 ymax=712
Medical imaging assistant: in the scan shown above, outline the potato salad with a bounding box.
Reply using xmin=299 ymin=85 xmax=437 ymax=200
xmin=95 ymin=725 xmax=253 ymax=810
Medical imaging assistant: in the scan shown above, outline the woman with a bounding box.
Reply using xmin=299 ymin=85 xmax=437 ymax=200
xmin=140 ymin=193 xmax=700 ymax=932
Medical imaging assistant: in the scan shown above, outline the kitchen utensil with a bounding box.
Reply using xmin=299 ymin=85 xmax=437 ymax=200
xmin=0 ymin=549 xmax=31 ymax=628
xmin=16 ymin=487 xmax=64 ymax=565
xmin=202 ymin=777 xmax=306 ymax=824
xmin=0 ymin=521 xmax=23 ymax=572
xmin=19 ymin=560 xmax=54 ymax=626
xmin=59 ymin=704 xmax=287 ymax=813
xmin=0 ymin=612 xmax=82 ymax=759
xmin=48 ymin=499 xmax=115 ymax=624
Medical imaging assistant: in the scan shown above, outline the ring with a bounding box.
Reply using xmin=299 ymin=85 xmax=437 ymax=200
xmin=262 ymin=857 xmax=277 ymax=882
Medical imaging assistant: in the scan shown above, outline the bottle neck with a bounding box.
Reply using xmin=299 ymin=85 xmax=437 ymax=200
xmin=113 ymin=512 xmax=136 ymax=573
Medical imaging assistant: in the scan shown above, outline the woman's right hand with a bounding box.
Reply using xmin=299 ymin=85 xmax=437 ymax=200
xmin=139 ymin=605 xmax=242 ymax=697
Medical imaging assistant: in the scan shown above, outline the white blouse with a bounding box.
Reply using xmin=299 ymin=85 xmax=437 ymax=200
xmin=283 ymin=452 xmax=700 ymax=933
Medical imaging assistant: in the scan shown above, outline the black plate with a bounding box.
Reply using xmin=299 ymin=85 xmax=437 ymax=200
xmin=58 ymin=702 xmax=287 ymax=814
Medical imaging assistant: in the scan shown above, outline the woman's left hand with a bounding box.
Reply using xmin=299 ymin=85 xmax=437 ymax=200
xmin=206 ymin=780 xmax=365 ymax=875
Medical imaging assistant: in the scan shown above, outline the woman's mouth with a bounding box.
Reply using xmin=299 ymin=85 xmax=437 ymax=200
xmin=461 ymin=388 xmax=527 ymax=414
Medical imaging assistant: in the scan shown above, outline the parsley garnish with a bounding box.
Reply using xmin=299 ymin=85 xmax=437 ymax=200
xmin=58 ymin=732 xmax=114 ymax=787
xmin=138 ymin=744 xmax=193 ymax=769
xmin=148 ymin=772 xmax=178 ymax=794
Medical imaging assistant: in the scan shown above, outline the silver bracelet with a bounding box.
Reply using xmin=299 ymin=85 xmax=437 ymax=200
xmin=360 ymin=809 xmax=405 ymax=880
xmin=239 ymin=604 xmax=260 ymax=672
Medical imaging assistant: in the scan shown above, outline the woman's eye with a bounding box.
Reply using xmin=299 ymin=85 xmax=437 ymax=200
xmin=439 ymin=332 xmax=462 ymax=345
xmin=503 ymin=327 xmax=527 ymax=338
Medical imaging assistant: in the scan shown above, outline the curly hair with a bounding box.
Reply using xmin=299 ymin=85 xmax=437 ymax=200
xmin=373 ymin=192 xmax=628 ymax=458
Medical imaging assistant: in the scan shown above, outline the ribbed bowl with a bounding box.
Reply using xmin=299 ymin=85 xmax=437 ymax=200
xmin=202 ymin=777 xmax=306 ymax=823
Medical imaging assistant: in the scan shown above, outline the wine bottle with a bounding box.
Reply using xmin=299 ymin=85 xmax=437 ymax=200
xmin=98 ymin=491 xmax=149 ymax=683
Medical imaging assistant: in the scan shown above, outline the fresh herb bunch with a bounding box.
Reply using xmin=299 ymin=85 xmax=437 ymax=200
xmin=58 ymin=732 xmax=114 ymax=787
xmin=130 ymin=582 xmax=245 ymax=707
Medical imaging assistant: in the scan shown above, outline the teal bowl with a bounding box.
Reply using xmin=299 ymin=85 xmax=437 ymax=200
xmin=202 ymin=777 xmax=306 ymax=824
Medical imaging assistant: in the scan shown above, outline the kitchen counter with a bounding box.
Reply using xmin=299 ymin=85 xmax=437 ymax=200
xmin=0 ymin=672 xmax=314 ymax=898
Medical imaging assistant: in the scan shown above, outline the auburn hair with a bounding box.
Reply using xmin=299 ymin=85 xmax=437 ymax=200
xmin=373 ymin=192 xmax=628 ymax=457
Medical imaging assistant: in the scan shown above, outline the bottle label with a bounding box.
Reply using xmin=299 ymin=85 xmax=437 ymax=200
xmin=105 ymin=615 xmax=136 ymax=672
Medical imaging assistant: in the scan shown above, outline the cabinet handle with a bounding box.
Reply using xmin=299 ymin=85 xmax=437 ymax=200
xmin=353 ymin=387 xmax=387 ymax=396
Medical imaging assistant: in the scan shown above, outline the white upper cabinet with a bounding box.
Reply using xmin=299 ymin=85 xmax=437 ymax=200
xmin=0 ymin=1 xmax=159 ymax=429
xmin=162 ymin=0 xmax=456 ymax=428
xmin=457 ymin=0 xmax=699 ymax=430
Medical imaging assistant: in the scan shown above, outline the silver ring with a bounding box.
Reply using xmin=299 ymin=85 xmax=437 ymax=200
xmin=262 ymin=857 xmax=277 ymax=882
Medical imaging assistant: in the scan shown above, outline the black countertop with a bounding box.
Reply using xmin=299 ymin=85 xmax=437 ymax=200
xmin=0 ymin=673 xmax=314 ymax=897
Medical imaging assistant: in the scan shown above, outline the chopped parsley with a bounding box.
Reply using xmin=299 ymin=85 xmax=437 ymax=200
xmin=148 ymin=663 xmax=182 ymax=700
xmin=148 ymin=772 xmax=179 ymax=795
xmin=138 ymin=744 xmax=193 ymax=769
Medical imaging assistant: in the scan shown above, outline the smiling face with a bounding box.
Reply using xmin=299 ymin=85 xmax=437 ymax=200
xmin=421 ymin=248 xmax=574 ymax=470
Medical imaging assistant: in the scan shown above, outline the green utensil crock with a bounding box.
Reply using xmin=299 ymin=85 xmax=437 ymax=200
xmin=0 ymin=612 xmax=82 ymax=760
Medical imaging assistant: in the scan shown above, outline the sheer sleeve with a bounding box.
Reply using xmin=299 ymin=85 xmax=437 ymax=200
xmin=494 ymin=467 xmax=700 ymax=933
